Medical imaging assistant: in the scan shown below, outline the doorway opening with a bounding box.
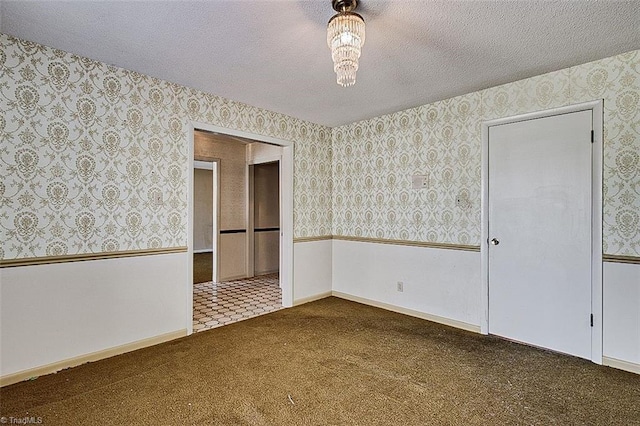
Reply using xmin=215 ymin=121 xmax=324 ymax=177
xmin=193 ymin=160 xmax=217 ymax=285
xmin=248 ymin=159 xmax=281 ymax=271
xmin=188 ymin=124 xmax=294 ymax=334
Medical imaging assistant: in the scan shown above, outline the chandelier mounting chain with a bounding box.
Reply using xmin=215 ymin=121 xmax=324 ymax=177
xmin=332 ymin=0 xmax=357 ymax=13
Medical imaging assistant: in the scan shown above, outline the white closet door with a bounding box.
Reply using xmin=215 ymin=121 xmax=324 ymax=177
xmin=488 ymin=110 xmax=593 ymax=359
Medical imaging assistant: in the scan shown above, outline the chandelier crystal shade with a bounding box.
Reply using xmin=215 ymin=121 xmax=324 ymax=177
xmin=327 ymin=0 xmax=365 ymax=87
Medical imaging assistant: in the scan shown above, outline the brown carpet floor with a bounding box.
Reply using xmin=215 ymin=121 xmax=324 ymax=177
xmin=193 ymin=252 xmax=213 ymax=284
xmin=1 ymin=297 xmax=638 ymax=425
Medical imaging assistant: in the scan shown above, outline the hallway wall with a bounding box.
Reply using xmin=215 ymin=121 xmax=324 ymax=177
xmin=194 ymin=131 xmax=248 ymax=280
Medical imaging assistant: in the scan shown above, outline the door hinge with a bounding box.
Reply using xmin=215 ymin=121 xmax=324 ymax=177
xmin=591 ymin=130 xmax=594 ymax=143
xmin=590 ymin=314 xmax=594 ymax=327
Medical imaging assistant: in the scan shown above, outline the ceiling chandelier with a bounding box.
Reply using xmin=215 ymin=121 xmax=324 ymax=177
xmin=327 ymin=0 xmax=366 ymax=87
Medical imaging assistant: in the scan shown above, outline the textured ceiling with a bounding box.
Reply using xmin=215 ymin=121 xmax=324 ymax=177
xmin=2 ymin=1 xmax=639 ymax=127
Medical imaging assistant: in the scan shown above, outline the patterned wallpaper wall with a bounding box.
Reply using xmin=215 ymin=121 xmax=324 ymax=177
xmin=0 ymin=34 xmax=332 ymax=260
xmin=332 ymin=50 xmax=640 ymax=257
xmin=2 ymin=32 xmax=637 ymax=261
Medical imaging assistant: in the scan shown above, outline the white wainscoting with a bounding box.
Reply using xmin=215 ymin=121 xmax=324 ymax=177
xmin=293 ymin=239 xmax=333 ymax=305
xmin=603 ymin=261 xmax=640 ymax=373
xmin=2 ymin=243 xmax=637 ymax=384
xmin=332 ymin=239 xmax=481 ymax=331
xmin=0 ymin=252 xmax=188 ymax=382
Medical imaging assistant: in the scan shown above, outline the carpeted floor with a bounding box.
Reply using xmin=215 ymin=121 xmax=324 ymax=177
xmin=1 ymin=297 xmax=638 ymax=425
xmin=193 ymin=252 xmax=213 ymax=284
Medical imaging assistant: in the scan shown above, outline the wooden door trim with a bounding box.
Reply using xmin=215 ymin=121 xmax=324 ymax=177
xmin=480 ymin=100 xmax=603 ymax=364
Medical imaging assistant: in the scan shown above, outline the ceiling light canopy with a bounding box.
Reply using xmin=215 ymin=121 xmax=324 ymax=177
xmin=327 ymin=0 xmax=365 ymax=87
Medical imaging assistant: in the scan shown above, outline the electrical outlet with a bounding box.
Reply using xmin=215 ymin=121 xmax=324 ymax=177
xmin=397 ymin=281 xmax=404 ymax=292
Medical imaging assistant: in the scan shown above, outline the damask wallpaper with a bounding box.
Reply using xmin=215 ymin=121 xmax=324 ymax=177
xmin=1 ymin=32 xmax=638 ymax=261
xmin=333 ymin=50 xmax=640 ymax=257
xmin=0 ymin=34 xmax=332 ymax=260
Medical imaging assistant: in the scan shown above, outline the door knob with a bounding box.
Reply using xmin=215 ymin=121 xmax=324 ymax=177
xmin=490 ymin=238 xmax=500 ymax=245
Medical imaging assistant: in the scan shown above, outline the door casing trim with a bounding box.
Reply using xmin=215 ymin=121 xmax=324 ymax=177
xmin=187 ymin=122 xmax=295 ymax=335
xmin=480 ymin=100 xmax=603 ymax=364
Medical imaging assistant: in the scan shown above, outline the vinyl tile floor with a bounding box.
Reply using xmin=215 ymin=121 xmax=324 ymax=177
xmin=193 ymin=273 xmax=282 ymax=332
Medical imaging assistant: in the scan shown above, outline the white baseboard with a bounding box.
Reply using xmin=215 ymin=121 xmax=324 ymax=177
xmin=603 ymin=356 xmax=640 ymax=375
xmin=0 ymin=329 xmax=187 ymax=387
xmin=332 ymin=291 xmax=481 ymax=334
xmin=293 ymin=291 xmax=332 ymax=306
xmin=193 ymin=249 xmax=213 ymax=254
xmin=219 ymin=274 xmax=247 ymax=281
xmin=255 ymin=269 xmax=279 ymax=276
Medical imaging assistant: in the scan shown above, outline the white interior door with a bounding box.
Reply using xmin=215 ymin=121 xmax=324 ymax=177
xmin=488 ymin=110 xmax=593 ymax=359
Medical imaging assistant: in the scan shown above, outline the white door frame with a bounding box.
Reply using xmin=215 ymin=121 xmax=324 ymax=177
xmin=187 ymin=122 xmax=295 ymax=335
xmin=480 ymin=100 xmax=603 ymax=363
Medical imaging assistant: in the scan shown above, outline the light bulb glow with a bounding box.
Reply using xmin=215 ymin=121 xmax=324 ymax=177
xmin=327 ymin=11 xmax=365 ymax=87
